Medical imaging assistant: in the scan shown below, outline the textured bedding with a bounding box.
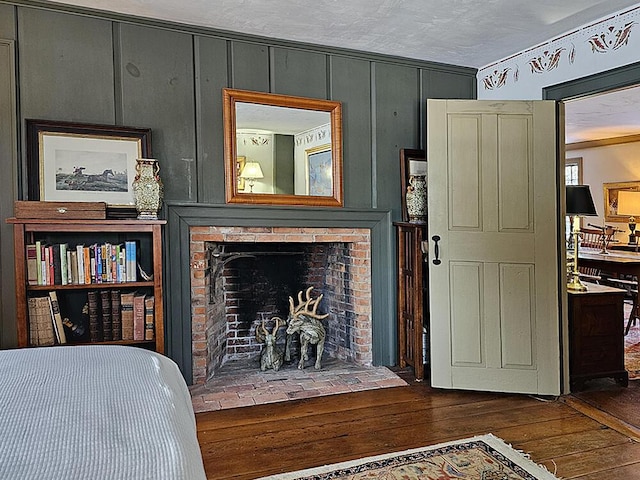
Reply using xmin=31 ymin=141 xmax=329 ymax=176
xmin=0 ymin=345 xmax=206 ymax=480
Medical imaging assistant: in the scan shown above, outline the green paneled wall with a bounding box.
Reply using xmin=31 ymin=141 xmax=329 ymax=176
xmin=0 ymin=1 xmax=476 ymax=371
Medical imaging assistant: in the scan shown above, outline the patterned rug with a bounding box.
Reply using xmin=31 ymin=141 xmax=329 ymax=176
xmin=258 ymin=434 xmax=559 ymax=480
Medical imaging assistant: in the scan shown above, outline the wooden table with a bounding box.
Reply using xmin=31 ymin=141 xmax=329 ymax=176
xmin=568 ymin=284 xmax=628 ymax=390
xmin=579 ymin=250 xmax=640 ymax=328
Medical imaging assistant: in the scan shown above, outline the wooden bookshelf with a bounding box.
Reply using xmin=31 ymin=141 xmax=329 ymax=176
xmin=8 ymin=218 xmax=165 ymax=353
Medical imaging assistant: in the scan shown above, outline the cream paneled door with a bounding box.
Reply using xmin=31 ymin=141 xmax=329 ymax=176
xmin=427 ymin=100 xmax=561 ymax=396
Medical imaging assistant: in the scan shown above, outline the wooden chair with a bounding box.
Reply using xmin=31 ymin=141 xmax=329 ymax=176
xmin=580 ymin=226 xmax=640 ymax=334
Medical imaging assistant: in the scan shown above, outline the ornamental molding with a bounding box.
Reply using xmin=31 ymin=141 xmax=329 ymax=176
xmin=479 ymin=5 xmax=640 ymax=90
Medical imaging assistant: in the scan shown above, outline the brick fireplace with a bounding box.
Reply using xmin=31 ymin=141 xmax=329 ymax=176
xmin=189 ymin=226 xmax=373 ymax=384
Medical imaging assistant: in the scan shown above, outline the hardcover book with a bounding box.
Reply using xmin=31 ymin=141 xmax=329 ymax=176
xmin=120 ymin=292 xmax=135 ymax=341
xmin=100 ymin=290 xmax=112 ymax=341
xmin=144 ymin=295 xmax=155 ymax=341
xmin=48 ymin=291 xmax=67 ymax=344
xmin=111 ymin=290 xmax=122 ymax=341
xmin=133 ymin=292 xmax=146 ymax=341
xmin=87 ymin=290 xmax=101 ymax=342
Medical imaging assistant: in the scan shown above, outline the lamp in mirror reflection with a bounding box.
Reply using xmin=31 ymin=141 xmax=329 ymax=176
xmin=566 ymin=185 xmax=598 ymax=291
xmin=616 ymin=190 xmax=640 ymax=245
xmin=239 ymin=161 xmax=264 ymax=193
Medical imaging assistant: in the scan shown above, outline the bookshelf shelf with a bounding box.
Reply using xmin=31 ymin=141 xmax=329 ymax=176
xmin=26 ymin=281 xmax=156 ymax=291
xmin=8 ymin=217 xmax=165 ymax=353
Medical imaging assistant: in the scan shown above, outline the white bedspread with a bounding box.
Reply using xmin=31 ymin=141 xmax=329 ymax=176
xmin=0 ymin=345 xmax=207 ymax=480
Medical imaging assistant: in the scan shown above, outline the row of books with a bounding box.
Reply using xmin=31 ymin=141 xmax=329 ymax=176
xmin=27 ymin=290 xmax=154 ymax=346
xmin=26 ymin=241 xmax=139 ymax=286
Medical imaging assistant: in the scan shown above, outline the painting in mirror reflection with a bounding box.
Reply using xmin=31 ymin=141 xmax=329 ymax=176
xmin=235 ymin=103 xmax=332 ymax=196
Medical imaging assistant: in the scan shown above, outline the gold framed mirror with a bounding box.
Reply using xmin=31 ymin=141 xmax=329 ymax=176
xmin=223 ymin=88 xmax=343 ymax=207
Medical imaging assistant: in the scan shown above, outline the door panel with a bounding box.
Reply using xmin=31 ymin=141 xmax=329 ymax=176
xmin=428 ymin=99 xmax=560 ymax=395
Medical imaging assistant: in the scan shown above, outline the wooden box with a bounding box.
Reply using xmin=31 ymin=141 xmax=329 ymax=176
xmin=14 ymin=201 xmax=107 ymax=220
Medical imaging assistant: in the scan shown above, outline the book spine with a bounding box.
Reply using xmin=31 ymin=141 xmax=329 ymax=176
xmin=60 ymin=244 xmax=68 ymax=285
xmin=84 ymin=246 xmax=91 ymax=285
xmin=144 ymin=295 xmax=155 ymax=341
xmin=52 ymin=244 xmax=62 ymax=285
xmin=120 ymin=292 xmax=135 ymax=340
xmin=34 ymin=296 xmax=55 ymax=346
xmin=133 ymin=293 xmax=145 ymax=341
xmin=100 ymin=289 xmax=112 ymax=341
xmin=26 ymin=244 xmax=38 ymax=286
xmin=95 ymin=244 xmax=102 ymax=284
xmin=111 ymin=289 xmax=122 ymax=341
xmin=70 ymin=251 xmax=78 ymax=285
xmin=87 ymin=290 xmax=101 ymax=342
xmin=27 ymin=297 xmax=38 ymax=345
xmin=35 ymin=240 xmax=43 ymax=286
xmin=48 ymin=291 xmax=67 ymax=344
xmin=76 ymin=245 xmax=85 ymax=285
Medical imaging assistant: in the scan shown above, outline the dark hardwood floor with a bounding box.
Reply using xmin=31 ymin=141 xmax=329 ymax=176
xmin=195 ymin=373 xmax=640 ymax=479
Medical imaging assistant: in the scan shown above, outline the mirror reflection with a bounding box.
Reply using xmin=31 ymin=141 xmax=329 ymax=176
xmin=223 ymin=88 xmax=343 ymax=207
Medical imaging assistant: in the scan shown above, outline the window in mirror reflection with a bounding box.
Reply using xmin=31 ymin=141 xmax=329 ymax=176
xmin=235 ymin=103 xmax=332 ymax=196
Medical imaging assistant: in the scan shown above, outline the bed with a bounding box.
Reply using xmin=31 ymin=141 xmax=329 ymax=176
xmin=0 ymin=345 xmax=207 ymax=480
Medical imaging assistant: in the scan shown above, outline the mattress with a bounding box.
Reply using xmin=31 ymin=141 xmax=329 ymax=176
xmin=0 ymin=345 xmax=207 ymax=480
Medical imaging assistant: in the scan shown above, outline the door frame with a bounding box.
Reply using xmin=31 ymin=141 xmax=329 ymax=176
xmin=543 ymin=60 xmax=640 ymax=393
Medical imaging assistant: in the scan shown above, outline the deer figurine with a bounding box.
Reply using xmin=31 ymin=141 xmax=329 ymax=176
xmin=285 ymin=287 xmax=329 ymax=370
xmin=259 ymin=317 xmax=284 ymax=372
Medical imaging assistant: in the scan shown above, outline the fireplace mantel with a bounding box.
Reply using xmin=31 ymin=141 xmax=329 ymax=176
xmin=165 ymin=202 xmax=395 ymax=384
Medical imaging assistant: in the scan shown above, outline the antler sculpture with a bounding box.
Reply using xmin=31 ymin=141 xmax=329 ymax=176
xmin=259 ymin=317 xmax=284 ymax=372
xmin=285 ymin=287 xmax=328 ymax=370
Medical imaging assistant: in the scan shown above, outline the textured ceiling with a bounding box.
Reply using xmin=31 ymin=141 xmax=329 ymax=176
xmin=47 ymin=0 xmax=640 ymax=68
xmin=45 ymin=0 xmax=640 ymax=142
xmin=565 ymin=86 xmax=640 ymax=144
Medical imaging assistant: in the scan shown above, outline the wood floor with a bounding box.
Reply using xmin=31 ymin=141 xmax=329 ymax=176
xmin=195 ymin=373 xmax=640 ymax=479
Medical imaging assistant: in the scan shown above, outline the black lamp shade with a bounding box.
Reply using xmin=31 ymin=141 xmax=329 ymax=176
xmin=566 ymin=185 xmax=597 ymax=216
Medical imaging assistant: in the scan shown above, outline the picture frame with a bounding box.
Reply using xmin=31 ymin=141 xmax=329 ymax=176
xmin=603 ymin=181 xmax=640 ymax=222
xmin=399 ymin=148 xmax=427 ymax=222
xmin=236 ymin=156 xmax=246 ymax=191
xmin=305 ymin=144 xmax=332 ymax=196
xmin=26 ymin=119 xmax=152 ymax=206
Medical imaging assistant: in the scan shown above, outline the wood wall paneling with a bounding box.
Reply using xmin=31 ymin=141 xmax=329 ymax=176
xmin=230 ymin=41 xmax=270 ymax=92
xmin=0 ymin=4 xmax=16 ymax=39
xmin=0 ymin=38 xmax=17 ymax=348
xmin=272 ymin=47 xmax=327 ymax=99
xmin=195 ymin=36 xmax=228 ymax=204
xmin=17 ymin=8 xmax=115 ymax=126
xmin=118 ymin=24 xmax=196 ymax=202
xmin=330 ymin=55 xmax=373 ymax=209
xmin=1 ymin=0 xmax=477 ymax=364
xmin=374 ymin=62 xmax=421 ymax=218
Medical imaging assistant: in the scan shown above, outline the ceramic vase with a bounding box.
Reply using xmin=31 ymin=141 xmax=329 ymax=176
xmin=133 ymin=158 xmax=163 ymax=220
xmin=406 ymin=175 xmax=427 ymax=224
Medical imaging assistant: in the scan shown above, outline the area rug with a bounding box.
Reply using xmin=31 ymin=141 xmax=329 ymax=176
xmin=624 ymin=304 xmax=640 ymax=380
xmin=258 ymin=434 xmax=559 ymax=480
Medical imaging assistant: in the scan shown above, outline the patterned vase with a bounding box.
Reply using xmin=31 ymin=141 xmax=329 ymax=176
xmin=133 ymin=158 xmax=163 ymax=220
xmin=406 ymin=175 xmax=427 ymax=224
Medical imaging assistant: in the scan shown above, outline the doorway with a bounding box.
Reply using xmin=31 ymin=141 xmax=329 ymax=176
xmin=545 ymin=60 xmax=640 ymax=391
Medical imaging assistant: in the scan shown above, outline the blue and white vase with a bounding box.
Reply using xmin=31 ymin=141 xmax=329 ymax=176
xmin=406 ymin=175 xmax=427 ymax=224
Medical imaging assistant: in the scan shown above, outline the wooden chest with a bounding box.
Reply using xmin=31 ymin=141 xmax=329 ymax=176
xmin=14 ymin=201 xmax=107 ymax=220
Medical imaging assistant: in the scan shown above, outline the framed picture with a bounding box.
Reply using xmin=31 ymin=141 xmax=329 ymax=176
xmin=603 ymin=181 xmax=640 ymax=222
xmin=400 ymin=148 xmax=427 ymax=222
xmin=236 ymin=156 xmax=246 ymax=192
xmin=26 ymin=119 xmax=152 ymax=206
xmin=305 ymin=144 xmax=332 ymax=196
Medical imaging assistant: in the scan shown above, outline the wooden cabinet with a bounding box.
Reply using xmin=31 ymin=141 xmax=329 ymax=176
xmin=568 ymin=284 xmax=628 ymax=390
xmin=8 ymin=218 xmax=165 ymax=353
xmin=395 ymin=222 xmax=428 ymax=380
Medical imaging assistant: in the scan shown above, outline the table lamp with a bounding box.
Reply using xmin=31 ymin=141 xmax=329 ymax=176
xmin=615 ymin=190 xmax=640 ymax=245
xmin=239 ymin=161 xmax=264 ymax=193
xmin=567 ymin=185 xmax=598 ymax=291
